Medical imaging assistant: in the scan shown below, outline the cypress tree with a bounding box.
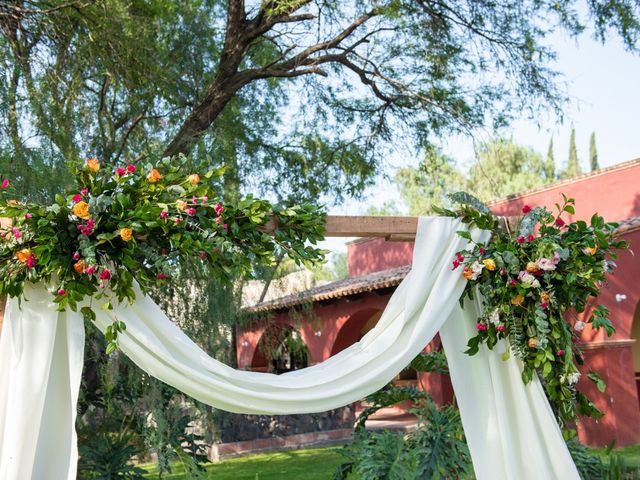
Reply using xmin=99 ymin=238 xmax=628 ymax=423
xmin=564 ymin=128 xmax=582 ymax=178
xmin=590 ymin=132 xmax=599 ymax=171
xmin=544 ymin=137 xmax=555 ymax=181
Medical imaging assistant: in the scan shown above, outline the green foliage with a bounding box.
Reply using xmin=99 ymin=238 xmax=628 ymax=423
xmin=409 ymin=349 xmax=449 ymax=375
xmin=335 ymin=387 xmax=471 ymax=480
xmin=563 ymin=128 xmax=583 ymax=179
xmin=590 ymin=132 xmax=600 ymax=171
xmin=0 ymin=155 xmax=326 ymax=349
xmin=545 ymin=137 xmax=556 ymax=181
xmin=78 ymin=425 xmax=146 ymax=480
xmin=446 ymin=194 xmax=628 ymax=425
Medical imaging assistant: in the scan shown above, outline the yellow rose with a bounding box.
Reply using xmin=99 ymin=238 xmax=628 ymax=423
xmin=120 ymin=228 xmax=133 ymax=242
xmin=15 ymin=248 xmax=31 ymax=263
xmin=540 ymin=291 xmax=551 ymax=303
xmin=526 ymin=261 xmax=539 ymax=273
xmin=74 ymin=259 xmax=86 ymax=273
xmin=147 ymin=168 xmax=162 ymax=183
xmin=86 ymin=158 xmax=100 ymax=172
xmin=482 ymin=258 xmax=496 ymax=271
xmin=527 ymin=337 xmax=538 ymax=349
xmin=176 ymin=200 xmax=188 ymax=211
xmin=583 ymin=246 xmax=597 ymax=256
xmin=187 ymin=173 xmax=200 ymax=185
xmin=511 ymin=294 xmax=525 ymax=306
xmin=72 ymin=201 xmax=91 ymax=220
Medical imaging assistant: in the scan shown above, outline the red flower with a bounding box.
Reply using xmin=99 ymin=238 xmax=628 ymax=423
xmin=26 ymin=255 xmax=37 ymax=269
xmin=186 ymin=207 xmax=196 ymax=216
xmin=509 ymin=278 xmax=517 ymax=286
xmin=539 ymin=302 xmax=548 ymax=309
xmin=160 ymin=210 xmax=168 ymax=220
xmin=451 ymin=259 xmax=460 ymax=270
xmin=81 ymin=187 xmax=89 ymax=195
xmin=556 ymin=349 xmax=565 ymax=356
xmin=456 ymin=254 xmax=465 ymax=262
xmin=99 ymin=270 xmax=111 ymax=280
xmin=214 ymin=203 xmax=224 ymax=215
xmin=522 ymin=205 xmax=532 ymax=214
xmin=1 ymin=179 xmax=9 ymax=189
xmin=527 ymin=234 xmax=534 ymax=242
xmin=202 ymin=196 xmax=209 ymax=204
xmin=115 ymin=167 xmax=126 ymax=176
xmin=555 ymin=217 xmax=565 ymax=227
xmin=175 ymin=217 xmax=182 ymax=225
xmin=476 ymin=322 xmax=488 ymax=331
xmin=479 ymin=247 xmax=487 ymax=255
xmin=517 ymin=236 xmax=525 ymax=244
xmin=57 ymin=289 xmax=66 ymax=296
xmin=85 ymin=265 xmax=97 ymax=275
xmin=73 ymin=252 xmax=81 ymax=261
xmin=72 ymin=194 xmax=82 ymax=203
xmin=223 ymin=223 xmax=228 ymax=230
xmin=126 ymin=163 xmax=136 ymax=173
xmin=200 ymin=251 xmax=208 ymax=259
xmin=157 ymin=273 xmax=168 ymax=280
xmin=496 ymin=325 xmax=506 ymax=332
xmin=24 ymin=213 xmax=32 ymax=220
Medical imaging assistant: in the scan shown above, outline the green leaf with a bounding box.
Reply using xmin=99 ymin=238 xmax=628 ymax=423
xmin=587 ymin=371 xmax=606 ymax=393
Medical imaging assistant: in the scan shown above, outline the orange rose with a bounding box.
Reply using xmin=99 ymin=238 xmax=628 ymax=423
xmin=176 ymin=200 xmax=188 ymax=212
xmin=583 ymin=246 xmax=597 ymax=256
xmin=527 ymin=338 xmax=538 ymax=349
xmin=147 ymin=168 xmax=162 ymax=183
xmin=15 ymin=248 xmax=31 ymax=263
xmin=526 ymin=261 xmax=539 ymax=273
xmin=74 ymin=259 xmax=86 ymax=273
xmin=86 ymin=158 xmax=100 ymax=172
xmin=73 ymin=201 xmax=91 ymax=220
xmin=462 ymin=268 xmax=474 ymax=280
xmin=187 ymin=174 xmax=200 ymax=185
xmin=511 ymin=294 xmax=525 ymax=306
xmin=540 ymin=291 xmax=551 ymax=303
xmin=482 ymin=258 xmax=496 ymax=271
xmin=120 ymin=228 xmax=133 ymax=242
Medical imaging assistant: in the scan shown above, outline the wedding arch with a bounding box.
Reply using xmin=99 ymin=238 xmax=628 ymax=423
xmin=1 ymin=160 xmax=623 ymax=479
xmin=0 ymin=214 xmax=581 ymax=480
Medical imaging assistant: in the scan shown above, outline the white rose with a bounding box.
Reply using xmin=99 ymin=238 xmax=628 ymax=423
xmin=574 ymin=320 xmax=586 ymax=332
xmin=489 ymin=309 xmax=500 ymax=325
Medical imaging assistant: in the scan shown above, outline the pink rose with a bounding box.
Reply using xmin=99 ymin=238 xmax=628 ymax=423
xmin=81 ymin=187 xmax=89 ymax=195
xmin=11 ymin=227 xmax=21 ymax=239
xmin=157 ymin=272 xmax=168 ymax=280
xmin=72 ymin=194 xmax=82 ymax=203
xmin=496 ymin=325 xmax=506 ymax=332
xmin=73 ymin=252 xmax=81 ymax=261
xmin=509 ymin=278 xmax=517 ymax=286
xmin=540 ymin=302 xmax=548 ymax=309
xmin=192 ymin=196 xmax=198 ymax=204
xmin=24 ymin=213 xmax=32 ymax=220
xmin=174 ymin=218 xmax=181 ymax=225
xmin=215 ymin=216 xmax=221 ymax=224
xmin=186 ymin=207 xmax=196 ymax=216
xmin=99 ymin=270 xmax=111 ymax=280
xmin=527 ymin=234 xmax=534 ymax=242
xmin=456 ymin=254 xmax=465 ymax=262
xmin=126 ymin=163 xmax=136 ymax=173
xmin=115 ymin=167 xmax=126 ymax=176
xmin=1 ymin=179 xmax=9 ymax=189
xmin=223 ymin=223 xmax=228 ymax=230
xmin=85 ymin=265 xmax=97 ymax=275
xmin=202 ymin=196 xmax=208 ymax=204
xmin=556 ymin=349 xmax=565 ymax=356
xmin=451 ymin=260 xmax=460 ymax=270
xmin=214 ymin=203 xmax=224 ymax=215
xmin=57 ymin=289 xmax=66 ymax=296
xmin=517 ymin=236 xmax=525 ymax=244
xmin=479 ymin=247 xmax=486 ymax=255
xmin=160 ymin=210 xmax=168 ymax=220
xmin=26 ymin=255 xmax=36 ymax=269
xmin=476 ymin=322 xmax=488 ymax=331
xmin=522 ymin=205 xmax=532 ymax=214
xmin=555 ymin=217 xmax=565 ymax=227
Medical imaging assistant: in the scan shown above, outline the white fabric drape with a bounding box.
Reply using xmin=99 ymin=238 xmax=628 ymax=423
xmin=0 ymin=216 xmax=579 ymax=479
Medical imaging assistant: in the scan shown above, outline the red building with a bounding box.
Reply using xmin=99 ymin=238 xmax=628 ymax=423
xmin=238 ymin=158 xmax=640 ymax=447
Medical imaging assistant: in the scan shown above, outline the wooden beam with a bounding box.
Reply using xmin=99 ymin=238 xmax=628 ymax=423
xmin=324 ymin=215 xmax=419 ymax=239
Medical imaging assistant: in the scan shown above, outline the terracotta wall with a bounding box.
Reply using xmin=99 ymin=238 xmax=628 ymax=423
xmin=347 ymin=237 xmax=413 ymax=276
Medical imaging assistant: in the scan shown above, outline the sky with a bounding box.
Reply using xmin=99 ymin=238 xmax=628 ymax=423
xmin=319 ymin=27 xmax=640 ymax=255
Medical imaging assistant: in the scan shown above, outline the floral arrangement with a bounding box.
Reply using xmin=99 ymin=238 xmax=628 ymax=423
xmin=437 ymin=193 xmax=628 ymax=426
xmin=0 ymin=155 xmax=326 ymax=352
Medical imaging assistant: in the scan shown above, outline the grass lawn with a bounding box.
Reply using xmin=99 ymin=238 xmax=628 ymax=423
xmin=142 ymin=446 xmax=346 ymax=480
xmin=591 ymin=444 xmax=640 ymax=470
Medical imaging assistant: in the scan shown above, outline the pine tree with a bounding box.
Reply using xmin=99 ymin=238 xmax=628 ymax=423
xmin=563 ymin=128 xmax=582 ymax=179
xmin=590 ymin=132 xmax=599 ymax=171
xmin=544 ymin=137 xmax=555 ymax=181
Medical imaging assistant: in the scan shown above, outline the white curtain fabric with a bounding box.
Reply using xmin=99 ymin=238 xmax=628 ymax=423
xmin=0 ymin=216 xmax=579 ymax=479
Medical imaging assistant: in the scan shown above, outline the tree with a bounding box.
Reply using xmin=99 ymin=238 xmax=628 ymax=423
xmin=563 ymin=128 xmax=582 ymax=179
xmin=590 ymin=132 xmax=600 ymax=171
xmin=3 ymin=1 xmax=640 ymax=203
xmin=545 ymin=137 xmax=556 ymax=181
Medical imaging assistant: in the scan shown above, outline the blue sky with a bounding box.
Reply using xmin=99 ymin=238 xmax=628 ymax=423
xmin=321 ymin=28 xmax=640 ymax=254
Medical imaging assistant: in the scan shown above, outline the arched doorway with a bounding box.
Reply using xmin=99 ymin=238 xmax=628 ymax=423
xmin=251 ymin=323 xmax=310 ymax=374
xmin=632 ymin=300 xmax=640 ymax=407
